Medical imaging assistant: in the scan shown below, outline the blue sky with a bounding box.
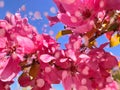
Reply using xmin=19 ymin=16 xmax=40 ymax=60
xmin=0 ymin=0 xmax=120 ymax=90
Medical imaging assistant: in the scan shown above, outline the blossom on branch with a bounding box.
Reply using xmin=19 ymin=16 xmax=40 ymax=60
xmin=48 ymin=0 xmax=120 ymax=34
xmin=0 ymin=0 xmax=120 ymax=88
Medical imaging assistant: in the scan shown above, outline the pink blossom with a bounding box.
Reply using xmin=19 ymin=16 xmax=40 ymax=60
xmin=101 ymin=0 xmax=120 ymax=10
xmin=44 ymin=67 xmax=61 ymax=84
xmin=16 ymin=35 xmax=35 ymax=54
xmin=0 ymin=37 xmax=7 ymax=49
xmin=39 ymin=54 xmax=55 ymax=63
xmin=18 ymin=72 xmax=32 ymax=87
xmin=54 ymin=35 xmax=118 ymax=90
xmin=0 ymin=11 xmax=119 ymax=90
xmin=0 ymin=57 xmax=21 ymax=81
xmin=48 ymin=0 xmax=100 ymax=33
xmin=0 ymin=80 xmax=13 ymax=90
xmin=65 ymin=34 xmax=82 ymax=50
xmin=0 ymin=13 xmax=38 ymax=83
xmin=101 ymin=81 xmax=119 ymax=90
xmin=48 ymin=0 xmax=120 ymax=34
xmin=18 ymin=32 xmax=61 ymax=89
xmin=0 ymin=52 xmax=21 ymax=81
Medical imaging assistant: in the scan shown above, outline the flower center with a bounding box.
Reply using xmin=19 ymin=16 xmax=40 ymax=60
xmin=82 ymin=9 xmax=91 ymax=19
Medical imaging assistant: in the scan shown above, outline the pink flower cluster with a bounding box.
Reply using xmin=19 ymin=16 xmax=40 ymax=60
xmin=0 ymin=13 xmax=38 ymax=89
xmin=0 ymin=1 xmax=119 ymax=89
xmin=54 ymin=34 xmax=118 ymax=90
xmin=0 ymin=13 xmax=59 ymax=90
xmin=48 ymin=0 xmax=120 ymax=33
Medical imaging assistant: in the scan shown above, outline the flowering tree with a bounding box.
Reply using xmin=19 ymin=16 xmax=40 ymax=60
xmin=0 ymin=0 xmax=120 ymax=90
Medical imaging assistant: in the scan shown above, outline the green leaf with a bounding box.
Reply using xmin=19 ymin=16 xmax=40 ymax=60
xmin=56 ymin=30 xmax=72 ymax=40
xmin=110 ymin=33 xmax=120 ymax=47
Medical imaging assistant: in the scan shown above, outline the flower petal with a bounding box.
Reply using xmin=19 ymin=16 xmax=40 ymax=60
xmin=40 ymin=54 xmax=55 ymax=63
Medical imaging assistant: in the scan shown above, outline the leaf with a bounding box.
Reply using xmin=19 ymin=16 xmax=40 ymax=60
xmin=29 ymin=62 xmax=40 ymax=79
xmin=56 ymin=30 xmax=72 ymax=40
xmin=110 ymin=33 xmax=120 ymax=47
